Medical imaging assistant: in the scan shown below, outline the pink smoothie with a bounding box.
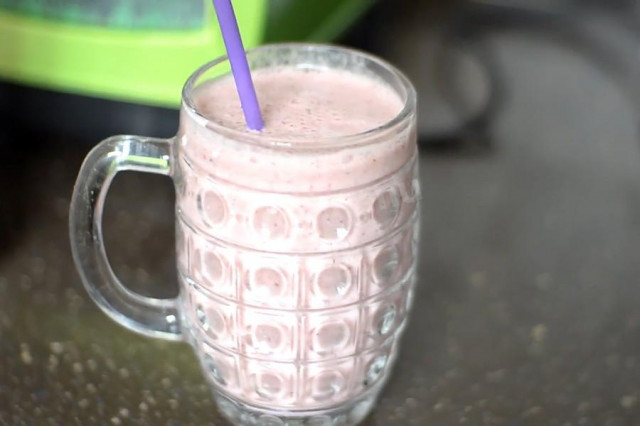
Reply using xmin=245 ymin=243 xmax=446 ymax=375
xmin=176 ymin=67 xmax=419 ymax=411
xmin=196 ymin=68 xmax=402 ymax=139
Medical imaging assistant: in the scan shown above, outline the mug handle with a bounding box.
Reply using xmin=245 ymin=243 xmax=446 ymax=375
xmin=69 ymin=135 xmax=182 ymax=341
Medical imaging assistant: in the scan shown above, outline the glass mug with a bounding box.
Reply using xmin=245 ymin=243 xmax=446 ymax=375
xmin=70 ymin=44 xmax=420 ymax=426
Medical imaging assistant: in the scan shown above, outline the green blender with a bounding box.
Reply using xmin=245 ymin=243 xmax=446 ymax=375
xmin=0 ymin=0 xmax=375 ymax=109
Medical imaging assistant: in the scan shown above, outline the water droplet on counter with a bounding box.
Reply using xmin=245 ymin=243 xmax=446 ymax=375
xmin=20 ymin=343 xmax=33 ymax=365
xmin=49 ymin=342 xmax=64 ymax=354
xmin=86 ymin=359 xmax=98 ymax=371
xmin=48 ymin=355 xmax=59 ymax=371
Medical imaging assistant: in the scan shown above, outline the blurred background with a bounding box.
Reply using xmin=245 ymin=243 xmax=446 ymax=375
xmin=1 ymin=1 xmax=640 ymax=424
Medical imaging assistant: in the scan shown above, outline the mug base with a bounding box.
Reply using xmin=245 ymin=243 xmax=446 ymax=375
xmin=212 ymin=387 xmax=382 ymax=426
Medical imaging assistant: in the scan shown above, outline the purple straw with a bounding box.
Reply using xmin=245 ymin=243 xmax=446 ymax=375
xmin=212 ymin=0 xmax=264 ymax=131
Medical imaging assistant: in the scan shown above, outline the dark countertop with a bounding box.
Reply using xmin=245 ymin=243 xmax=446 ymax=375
xmin=2 ymin=31 xmax=640 ymax=425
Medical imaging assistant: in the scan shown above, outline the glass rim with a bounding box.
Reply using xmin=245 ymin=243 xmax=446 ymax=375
xmin=182 ymin=43 xmax=417 ymax=150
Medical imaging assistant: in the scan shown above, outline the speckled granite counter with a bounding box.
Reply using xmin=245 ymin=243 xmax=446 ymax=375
xmin=2 ymin=32 xmax=640 ymax=425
